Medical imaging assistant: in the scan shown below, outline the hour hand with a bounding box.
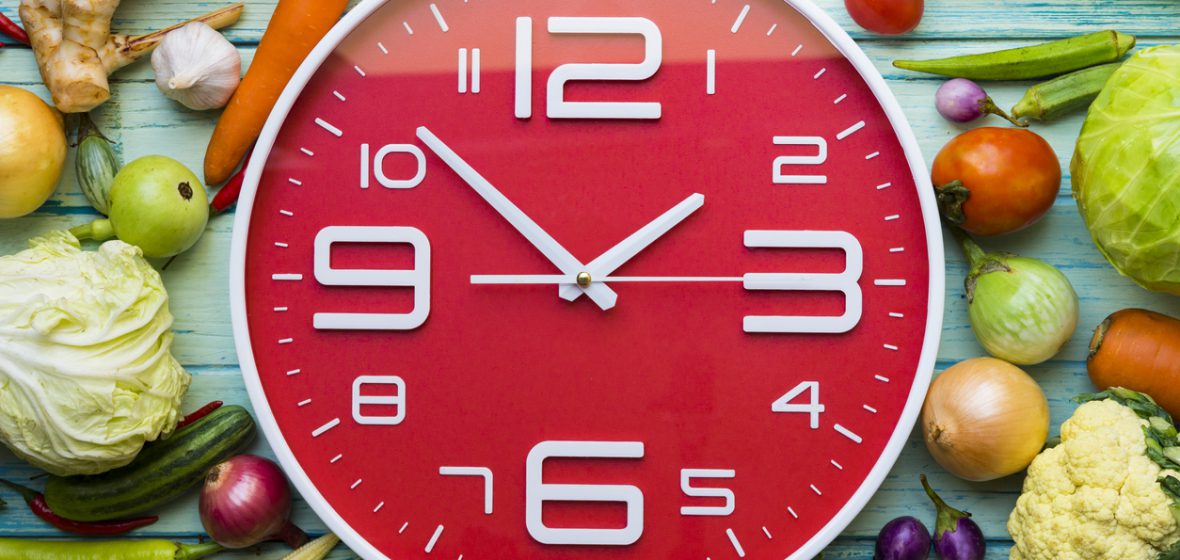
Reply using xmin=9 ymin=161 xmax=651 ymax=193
xmin=559 ymin=193 xmax=704 ymax=301
xmin=416 ymin=126 xmax=618 ymax=310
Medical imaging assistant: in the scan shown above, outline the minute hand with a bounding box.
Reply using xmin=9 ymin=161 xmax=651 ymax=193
xmin=416 ymin=126 xmax=618 ymax=310
xmin=559 ymin=193 xmax=704 ymax=301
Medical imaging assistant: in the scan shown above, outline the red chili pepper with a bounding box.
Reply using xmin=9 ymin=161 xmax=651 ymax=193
xmin=0 ymin=12 xmax=30 ymax=46
xmin=210 ymin=153 xmax=252 ymax=215
xmin=176 ymin=400 xmax=224 ymax=430
xmin=0 ymin=479 xmax=158 ymax=536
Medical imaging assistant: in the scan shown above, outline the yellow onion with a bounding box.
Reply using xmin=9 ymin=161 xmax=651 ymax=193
xmin=921 ymin=357 xmax=1049 ymax=481
xmin=0 ymin=86 xmax=66 ymax=218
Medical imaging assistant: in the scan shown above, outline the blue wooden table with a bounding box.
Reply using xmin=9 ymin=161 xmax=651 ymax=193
xmin=3 ymin=1 xmax=1180 ymax=557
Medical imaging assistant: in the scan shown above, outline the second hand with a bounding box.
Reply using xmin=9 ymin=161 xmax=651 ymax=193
xmin=471 ymin=275 xmax=746 ymax=285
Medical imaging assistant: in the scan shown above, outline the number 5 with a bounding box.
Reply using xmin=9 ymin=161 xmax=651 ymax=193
xmin=525 ymin=441 xmax=645 ymax=546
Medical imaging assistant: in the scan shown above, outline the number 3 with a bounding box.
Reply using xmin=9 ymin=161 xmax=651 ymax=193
xmin=742 ymin=230 xmax=863 ymax=334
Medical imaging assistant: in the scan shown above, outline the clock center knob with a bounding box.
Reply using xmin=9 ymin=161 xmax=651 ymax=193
xmin=576 ymin=271 xmax=592 ymax=288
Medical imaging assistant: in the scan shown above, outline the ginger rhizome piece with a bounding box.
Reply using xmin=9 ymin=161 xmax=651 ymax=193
xmin=19 ymin=1 xmax=244 ymax=113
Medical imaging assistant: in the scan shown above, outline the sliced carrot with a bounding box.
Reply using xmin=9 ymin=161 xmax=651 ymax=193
xmin=203 ymin=0 xmax=348 ymax=185
xmin=1088 ymin=308 xmax=1180 ymax=417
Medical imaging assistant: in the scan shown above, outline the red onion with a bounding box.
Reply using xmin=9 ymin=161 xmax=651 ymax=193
xmin=935 ymin=78 xmax=1024 ymax=127
xmin=199 ymin=455 xmax=309 ymax=549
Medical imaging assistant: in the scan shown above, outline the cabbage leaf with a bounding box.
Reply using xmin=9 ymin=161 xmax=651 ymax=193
xmin=1073 ymin=45 xmax=1180 ymax=294
xmin=0 ymin=231 xmax=189 ymax=475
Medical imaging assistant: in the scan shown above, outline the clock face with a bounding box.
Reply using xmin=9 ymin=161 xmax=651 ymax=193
xmin=230 ymin=1 xmax=944 ymax=559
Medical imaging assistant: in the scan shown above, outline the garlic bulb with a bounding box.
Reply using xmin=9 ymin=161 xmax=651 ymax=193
xmin=152 ymin=22 xmax=241 ymax=111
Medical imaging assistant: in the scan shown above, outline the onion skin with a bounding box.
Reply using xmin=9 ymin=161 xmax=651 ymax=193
xmin=921 ymin=357 xmax=1049 ymax=481
xmin=0 ymin=86 xmax=66 ymax=219
xmin=200 ymin=455 xmax=307 ymax=549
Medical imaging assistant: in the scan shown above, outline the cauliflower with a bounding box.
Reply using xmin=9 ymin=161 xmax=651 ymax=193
xmin=1008 ymin=390 xmax=1180 ymax=560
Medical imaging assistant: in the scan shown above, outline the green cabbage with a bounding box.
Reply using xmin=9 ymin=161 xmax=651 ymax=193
xmin=1073 ymin=45 xmax=1180 ymax=294
xmin=0 ymin=231 xmax=189 ymax=475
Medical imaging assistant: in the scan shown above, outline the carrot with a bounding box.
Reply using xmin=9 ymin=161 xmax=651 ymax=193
xmin=203 ymin=0 xmax=348 ymax=185
xmin=1088 ymin=309 xmax=1180 ymax=417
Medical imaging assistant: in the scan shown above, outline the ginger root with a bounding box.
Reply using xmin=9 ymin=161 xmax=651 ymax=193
xmin=19 ymin=1 xmax=244 ymax=113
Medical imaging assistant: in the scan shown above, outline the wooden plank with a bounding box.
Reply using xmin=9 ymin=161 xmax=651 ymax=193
xmin=3 ymin=0 xmax=1178 ymax=44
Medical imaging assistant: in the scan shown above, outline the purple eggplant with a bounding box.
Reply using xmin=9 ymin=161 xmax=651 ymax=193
xmin=921 ymin=474 xmax=986 ymax=560
xmin=874 ymin=515 xmax=931 ymax=560
xmin=935 ymin=78 xmax=1025 ymax=127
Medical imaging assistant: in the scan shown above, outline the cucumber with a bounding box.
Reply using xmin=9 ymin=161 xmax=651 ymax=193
xmin=44 ymin=405 xmax=256 ymax=522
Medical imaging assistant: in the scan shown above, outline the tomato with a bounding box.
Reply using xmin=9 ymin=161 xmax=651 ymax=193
xmin=931 ymin=127 xmax=1061 ymax=236
xmin=844 ymin=0 xmax=924 ymax=35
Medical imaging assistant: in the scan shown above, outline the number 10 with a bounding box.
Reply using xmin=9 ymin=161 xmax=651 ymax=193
xmin=515 ymin=16 xmax=662 ymax=120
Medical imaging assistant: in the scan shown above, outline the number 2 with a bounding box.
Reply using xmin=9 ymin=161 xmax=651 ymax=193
xmin=516 ymin=17 xmax=662 ymax=120
xmin=773 ymin=136 xmax=828 ymax=185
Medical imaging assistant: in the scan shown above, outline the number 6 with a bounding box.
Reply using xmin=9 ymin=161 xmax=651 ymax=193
xmin=525 ymin=441 xmax=645 ymax=546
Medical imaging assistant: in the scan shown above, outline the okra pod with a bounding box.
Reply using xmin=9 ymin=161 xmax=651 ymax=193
xmin=1012 ymin=63 xmax=1121 ymax=122
xmin=894 ymin=31 xmax=1134 ymax=80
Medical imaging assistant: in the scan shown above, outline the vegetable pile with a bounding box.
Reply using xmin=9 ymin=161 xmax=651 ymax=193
xmin=0 ymin=231 xmax=189 ymax=476
xmin=0 ymin=1 xmax=350 ymax=556
xmin=17 ymin=0 xmax=244 ymax=113
xmin=1073 ymin=46 xmax=1180 ymax=294
xmin=1009 ymin=389 xmax=1180 ymax=560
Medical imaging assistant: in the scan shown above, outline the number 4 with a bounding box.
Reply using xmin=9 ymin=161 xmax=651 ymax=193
xmin=772 ymin=381 xmax=824 ymax=429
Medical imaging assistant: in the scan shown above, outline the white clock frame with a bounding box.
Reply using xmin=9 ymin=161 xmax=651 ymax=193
xmin=228 ymin=0 xmax=946 ymax=558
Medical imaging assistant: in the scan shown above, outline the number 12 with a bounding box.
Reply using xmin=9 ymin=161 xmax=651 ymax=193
xmin=515 ymin=16 xmax=662 ymax=120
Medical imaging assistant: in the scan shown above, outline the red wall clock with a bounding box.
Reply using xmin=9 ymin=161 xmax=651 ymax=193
xmin=230 ymin=0 xmax=945 ymax=558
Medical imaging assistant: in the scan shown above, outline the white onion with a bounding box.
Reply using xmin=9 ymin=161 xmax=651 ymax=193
xmin=921 ymin=357 xmax=1049 ymax=481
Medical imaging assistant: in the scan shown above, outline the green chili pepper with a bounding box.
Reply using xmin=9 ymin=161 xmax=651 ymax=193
xmin=0 ymin=538 xmax=223 ymax=560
